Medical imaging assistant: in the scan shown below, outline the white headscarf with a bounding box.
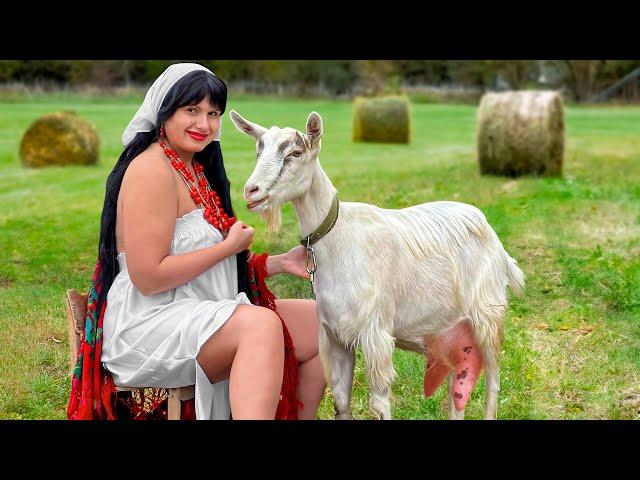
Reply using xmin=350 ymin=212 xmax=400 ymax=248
xmin=121 ymin=63 xmax=222 ymax=147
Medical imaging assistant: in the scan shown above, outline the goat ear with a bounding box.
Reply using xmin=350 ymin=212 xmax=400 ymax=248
xmin=306 ymin=111 xmax=323 ymax=147
xmin=229 ymin=110 xmax=267 ymax=140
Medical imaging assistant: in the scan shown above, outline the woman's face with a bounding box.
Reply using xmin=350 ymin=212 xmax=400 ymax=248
xmin=163 ymin=96 xmax=222 ymax=157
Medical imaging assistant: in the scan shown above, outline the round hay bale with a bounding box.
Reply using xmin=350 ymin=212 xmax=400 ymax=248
xmin=20 ymin=111 xmax=99 ymax=168
xmin=353 ymin=95 xmax=411 ymax=144
xmin=476 ymin=90 xmax=564 ymax=177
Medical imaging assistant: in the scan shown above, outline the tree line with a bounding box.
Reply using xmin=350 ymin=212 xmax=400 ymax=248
xmin=1 ymin=60 xmax=638 ymax=101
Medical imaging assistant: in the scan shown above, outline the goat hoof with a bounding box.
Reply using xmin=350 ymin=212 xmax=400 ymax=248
xmin=370 ymin=410 xmax=392 ymax=420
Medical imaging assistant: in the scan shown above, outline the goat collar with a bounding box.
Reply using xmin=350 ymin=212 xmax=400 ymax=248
xmin=300 ymin=195 xmax=340 ymax=246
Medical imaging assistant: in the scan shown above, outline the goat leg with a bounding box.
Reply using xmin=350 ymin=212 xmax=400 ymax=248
xmin=319 ymin=322 xmax=355 ymax=420
xmin=361 ymin=326 xmax=396 ymax=420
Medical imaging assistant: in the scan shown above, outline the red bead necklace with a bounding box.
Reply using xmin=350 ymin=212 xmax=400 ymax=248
xmin=158 ymin=135 xmax=236 ymax=235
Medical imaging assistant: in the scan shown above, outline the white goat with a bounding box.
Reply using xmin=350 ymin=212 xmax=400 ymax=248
xmin=230 ymin=110 xmax=525 ymax=420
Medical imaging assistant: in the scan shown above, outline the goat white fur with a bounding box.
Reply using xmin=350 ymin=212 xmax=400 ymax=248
xmin=230 ymin=110 xmax=525 ymax=420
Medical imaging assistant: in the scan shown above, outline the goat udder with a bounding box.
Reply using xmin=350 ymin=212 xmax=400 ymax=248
xmin=423 ymin=321 xmax=483 ymax=411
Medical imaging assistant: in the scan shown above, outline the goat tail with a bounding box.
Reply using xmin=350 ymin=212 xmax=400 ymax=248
xmin=505 ymin=254 xmax=525 ymax=297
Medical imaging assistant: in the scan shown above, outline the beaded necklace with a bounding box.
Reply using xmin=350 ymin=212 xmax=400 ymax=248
xmin=158 ymin=135 xmax=236 ymax=236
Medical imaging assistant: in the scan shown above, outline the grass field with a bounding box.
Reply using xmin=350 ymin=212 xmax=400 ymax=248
xmin=0 ymin=95 xmax=638 ymax=419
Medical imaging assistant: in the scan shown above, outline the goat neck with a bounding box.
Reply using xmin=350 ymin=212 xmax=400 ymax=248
xmin=291 ymin=160 xmax=338 ymax=241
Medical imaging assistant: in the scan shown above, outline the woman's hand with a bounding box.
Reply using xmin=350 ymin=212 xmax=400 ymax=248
xmin=223 ymin=221 xmax=255 ymax=255
xmin=279 ymin=245 xmax=310 ymax=280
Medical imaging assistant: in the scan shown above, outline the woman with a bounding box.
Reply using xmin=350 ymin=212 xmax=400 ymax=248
xmin=67 ymin=63 xmax=326 ymax=420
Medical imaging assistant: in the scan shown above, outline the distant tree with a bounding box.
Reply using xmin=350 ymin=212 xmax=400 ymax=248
xmin=16 ymin=61 xmax=71 ymax=84
xmin=355 ymin=60 xmax=399 ymax=95
xmin=448 ymin=61 xmax=494 ymax=88
xmin=143 ymin=60 xmax=181 ymax=83
xmin=209 ymin=60 xmax=252 ymax=81
xmin=548 ymin=60 xmax=604 ymax=101
xmin=316 ymin=61 xmax=358 ymax=95
xmin=395 ymin=60 xmax=450 ymax=85
xmin=67 ymin=61 xmax=92 ymax=85
xmin=247 ymin=60 xmax=286 ymax=83
xmin=124 ymin=61 xmax=148 ymax=84
xmin=491 ymin=60 xmax=538 ymax=89
xmin=0 ymin=61 xmax=23 ymax=82
xmin=283 ymin=61 xmax=322 ymax=96
xmin=596 ymin=60 xmax=640 ymax=89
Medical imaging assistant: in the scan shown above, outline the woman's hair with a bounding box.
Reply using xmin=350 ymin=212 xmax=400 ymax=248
xmin=96 ymin=70 xmax=249 ymax=312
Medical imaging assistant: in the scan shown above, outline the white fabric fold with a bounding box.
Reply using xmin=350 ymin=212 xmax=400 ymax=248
xmin=102 ymin=209 xmax=252 ymax=419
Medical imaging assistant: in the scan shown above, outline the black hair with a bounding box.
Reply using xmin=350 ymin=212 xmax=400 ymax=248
xmin=96 ymin=69 xmax=249 ymax=313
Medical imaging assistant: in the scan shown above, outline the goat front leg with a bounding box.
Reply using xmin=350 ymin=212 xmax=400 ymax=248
xmin=360 ymin=327 xmax=396 ymax=420
xmin=319 ymin=323 xmax=355 ymax=420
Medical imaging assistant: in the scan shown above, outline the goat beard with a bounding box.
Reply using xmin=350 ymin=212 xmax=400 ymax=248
xmin=260 ymin=204 xmax=282 ymax=233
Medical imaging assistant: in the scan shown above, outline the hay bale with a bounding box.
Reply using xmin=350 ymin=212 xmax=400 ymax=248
xmin=20 ymin=111 xmax=99 ymax=168
xmin=353 ymin=95 xmax=411 ymax=143
xmin=476 ymin=90 xmax=564 ymax=176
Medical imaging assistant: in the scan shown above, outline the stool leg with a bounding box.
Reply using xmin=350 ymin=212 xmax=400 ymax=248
xmin=168 ymin=388 xmax=181 ymax=420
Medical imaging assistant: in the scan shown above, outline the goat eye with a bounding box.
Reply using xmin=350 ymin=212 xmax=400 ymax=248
xmin=290 ymin=151 xmax=302 ymax=157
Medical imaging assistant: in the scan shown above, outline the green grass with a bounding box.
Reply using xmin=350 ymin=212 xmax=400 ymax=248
xmin=1 ymin=96 xmax=639 ymax=419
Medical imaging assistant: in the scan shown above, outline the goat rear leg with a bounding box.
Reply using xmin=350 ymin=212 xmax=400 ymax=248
xmin=480 ymin=344 xmax=500 ymax=420
xmin=319 ymin=323 xmax=355 ymax=420
xmin=471 ymin=310 xmax=504 ymax=419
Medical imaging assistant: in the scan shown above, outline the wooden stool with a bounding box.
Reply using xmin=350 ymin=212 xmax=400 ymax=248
xmin=66 ymin=288 xmax=195 ymax=420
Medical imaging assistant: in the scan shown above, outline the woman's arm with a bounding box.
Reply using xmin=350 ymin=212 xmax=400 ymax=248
xmin=265 ymin=254 xmax=284 ymax=276
xmin=120 ymin=151 xmax=252 ymax=296
xmin=262 ymin=245 xmax=309 ymax=279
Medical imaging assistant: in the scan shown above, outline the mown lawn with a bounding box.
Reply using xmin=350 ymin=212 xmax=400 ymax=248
xmin=0 ymin=95 xmax=638 ymax=419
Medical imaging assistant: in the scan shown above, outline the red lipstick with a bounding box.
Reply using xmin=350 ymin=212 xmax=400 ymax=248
xmin=187 ymin=131 xmax=207 ymax=141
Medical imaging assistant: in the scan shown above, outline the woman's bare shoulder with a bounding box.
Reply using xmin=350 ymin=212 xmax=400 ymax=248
xmin=123 ymin=143 xmax=175 ymax=188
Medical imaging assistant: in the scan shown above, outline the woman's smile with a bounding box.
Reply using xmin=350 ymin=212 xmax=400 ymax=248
xmin=187 ymin=130 xmax=208 ymax=141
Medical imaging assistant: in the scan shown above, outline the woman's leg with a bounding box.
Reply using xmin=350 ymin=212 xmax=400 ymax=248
xmin=275 ymin=299 xmax=327 ymax=420
xmin=196 ymin=304 xmax=284 ymax=419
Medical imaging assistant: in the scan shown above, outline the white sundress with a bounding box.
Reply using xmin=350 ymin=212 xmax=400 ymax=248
xmin=101 ymin=208 xmax=252 ymax=420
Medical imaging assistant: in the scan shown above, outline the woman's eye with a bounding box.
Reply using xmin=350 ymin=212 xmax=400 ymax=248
xmin=209 ymin=112 xmax=219 ymax=117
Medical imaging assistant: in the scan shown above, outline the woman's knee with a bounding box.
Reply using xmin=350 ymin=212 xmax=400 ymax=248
xmin=233 ymin=305 xmax=284 ymax=348
xmin=196 ymin=306 xmax=283 ymax=383
xmin=276 ymin=299 xmax=320 ymax=361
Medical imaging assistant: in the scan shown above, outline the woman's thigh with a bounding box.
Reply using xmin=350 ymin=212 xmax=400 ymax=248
xmin=275 ymin=299 xmax=319 ymax=363
xmin=196 ymin=303 xmax=282 ymax=383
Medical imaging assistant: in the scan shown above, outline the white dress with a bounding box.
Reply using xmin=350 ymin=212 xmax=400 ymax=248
xmin=101 ymin=208 xmax=252 ymax=420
